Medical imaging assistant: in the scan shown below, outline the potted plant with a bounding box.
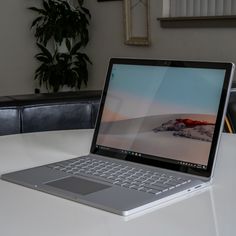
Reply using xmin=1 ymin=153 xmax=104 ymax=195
xmin=29 ymin=0 xmax=91 ymax=92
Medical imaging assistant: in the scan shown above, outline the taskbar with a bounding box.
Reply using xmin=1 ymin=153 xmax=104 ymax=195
xmin=96 ymin=145 xmax=207 ymax=171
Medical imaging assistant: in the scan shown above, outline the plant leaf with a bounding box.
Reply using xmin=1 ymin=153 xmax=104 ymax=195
xmin=81 ymin=7 xmax=91 ymax=18
xmin=43 ymin=0 xmax=50 ymax=12
xmin=37 ymin=43 xmax=53 ymax=61
xmin=77 ymin=0 xmax=84 ymax=7
xmin=30 ymin=16 xmax=43 ymax=29
xmin=28 ymin=7 xmax=47 ymax=15
xmin=71 ymin=42 xmax=82 ymax=54
xmin=65 ymin=38 xmax=71 ymax=51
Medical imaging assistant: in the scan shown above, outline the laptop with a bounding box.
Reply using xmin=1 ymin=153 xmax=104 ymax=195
xmin=1 ymin=58 xmax=234 ymax=216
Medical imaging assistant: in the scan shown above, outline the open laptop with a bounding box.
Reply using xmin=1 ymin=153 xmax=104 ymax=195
xmin=1 ymin=58 xmax=234 ymax=216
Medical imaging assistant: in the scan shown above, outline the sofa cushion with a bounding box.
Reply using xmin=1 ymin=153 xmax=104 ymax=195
xmin=21 ymin=102 xmax=93 ymax=133
xmin=0 ymin=107 xmax=21 ymax=135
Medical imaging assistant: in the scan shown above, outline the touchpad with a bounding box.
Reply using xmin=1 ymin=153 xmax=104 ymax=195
xmin=46 ymin=176 xmax=110 ymax=195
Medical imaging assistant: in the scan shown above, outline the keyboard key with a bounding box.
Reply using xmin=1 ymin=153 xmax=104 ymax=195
xmin=139 ymin=187 xmax=149 ymax=192
xmin=147 ymin=189 xmax=161 ymax=194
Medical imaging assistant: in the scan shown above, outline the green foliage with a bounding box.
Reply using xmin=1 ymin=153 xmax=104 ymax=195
xmin=35 ymin=42 xmax=91 ymax=92
xmin=29 ymin=0 xmax=91 ymax=92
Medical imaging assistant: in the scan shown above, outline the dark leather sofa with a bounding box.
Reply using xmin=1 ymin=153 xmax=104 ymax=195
xmin=0 ymin=90 xmax=101 ymax=136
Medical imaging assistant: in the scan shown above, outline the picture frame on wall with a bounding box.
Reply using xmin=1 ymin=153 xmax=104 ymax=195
xmin=124 ymin=0 xmax=150 ymax=46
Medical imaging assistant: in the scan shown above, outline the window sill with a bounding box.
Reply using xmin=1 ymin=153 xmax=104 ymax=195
xmin=157 ymin=15 xmax=236 ymax=28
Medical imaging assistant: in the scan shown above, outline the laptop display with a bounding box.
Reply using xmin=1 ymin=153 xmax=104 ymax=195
xmin=92 ymin=59 xmax=232 ymax=177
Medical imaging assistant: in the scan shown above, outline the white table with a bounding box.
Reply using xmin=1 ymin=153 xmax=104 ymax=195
xmin=0 ymin=129 xmax=235 ymax=236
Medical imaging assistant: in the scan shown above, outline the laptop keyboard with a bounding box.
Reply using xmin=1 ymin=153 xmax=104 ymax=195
xmin=48 ymin=156 xmax=191 ymax=195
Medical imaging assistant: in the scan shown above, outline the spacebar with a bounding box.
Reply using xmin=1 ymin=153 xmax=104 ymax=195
xmin=69 ymin=171 xmax=115 ymax=184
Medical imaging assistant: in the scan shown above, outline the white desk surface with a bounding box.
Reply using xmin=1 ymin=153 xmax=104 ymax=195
xmin=0 ymin=129 xmax=235 ymax=236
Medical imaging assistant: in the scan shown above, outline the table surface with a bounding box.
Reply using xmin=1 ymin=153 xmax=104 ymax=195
xmin=0 ymin=129 xmax=235 ymax=236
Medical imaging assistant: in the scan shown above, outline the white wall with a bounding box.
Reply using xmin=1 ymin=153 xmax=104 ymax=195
xmin=0 ymin=0 xmax=236 ymax=96
xmin=0 ymin=0 xmax=37 ymax=96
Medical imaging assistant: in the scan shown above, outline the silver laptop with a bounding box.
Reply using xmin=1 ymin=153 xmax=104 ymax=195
xmin=1 ymin=58 xmax=234 ymax=216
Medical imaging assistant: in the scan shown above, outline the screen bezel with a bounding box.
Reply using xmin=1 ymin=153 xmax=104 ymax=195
xmin=90 ymin=58 xmax=234 ymax=177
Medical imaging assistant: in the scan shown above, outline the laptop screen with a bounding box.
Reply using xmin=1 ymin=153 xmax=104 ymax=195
xmin=91 ymin=59 xmax=233 ymax=177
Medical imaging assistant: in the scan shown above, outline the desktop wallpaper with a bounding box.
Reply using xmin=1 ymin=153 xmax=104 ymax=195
xmin=97 ymin=64 xmax=225 ymax=166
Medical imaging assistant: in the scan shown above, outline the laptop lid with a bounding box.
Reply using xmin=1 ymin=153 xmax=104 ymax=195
xmin=91 ymin=58 xmax=234 ymax=178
